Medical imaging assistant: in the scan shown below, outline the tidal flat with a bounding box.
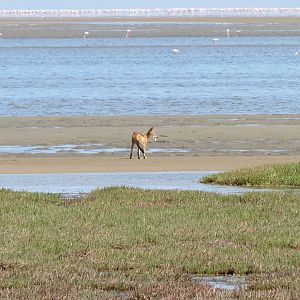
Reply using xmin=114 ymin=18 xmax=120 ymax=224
xmin=0 ymin=114 xmax=300 ymax=174
xmin=1 ymin=187 xmax=299 ymax=299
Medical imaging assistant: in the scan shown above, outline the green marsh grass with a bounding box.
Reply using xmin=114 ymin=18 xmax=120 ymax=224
xmin=1 ymin=187 xmax=299 ymax=299
xmin=201 ymin=162 xmax=300 ymax=187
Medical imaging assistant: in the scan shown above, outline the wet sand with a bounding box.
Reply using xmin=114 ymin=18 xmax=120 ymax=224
xmin=1 ymin=156 xmax=300 ymax=174
xmin=1 ymin=16 xmax=300 ymax=38
xmin=0 ymin=114 xmax=299 ymax=174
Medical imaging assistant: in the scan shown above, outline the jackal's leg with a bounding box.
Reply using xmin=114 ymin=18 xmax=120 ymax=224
xmin=137 ymin=148 xmax=141 ymax=159
xmin=130 ymin=142 xmax=134 ymax=159
xmin=143 ymin=149 xmax=147 ymax=159
xmin=138 ymin=147 xmax=147 ymax=159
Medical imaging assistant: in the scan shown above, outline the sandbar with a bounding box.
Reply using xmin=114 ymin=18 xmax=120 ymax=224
xmin=1 ymin=16 xmax=300 ymax=38
xmin=0 ymin=114 xmax=299 ymax=174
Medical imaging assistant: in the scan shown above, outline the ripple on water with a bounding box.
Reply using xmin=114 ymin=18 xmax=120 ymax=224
xmin=1 ymin=36 xmax=300 ymax=116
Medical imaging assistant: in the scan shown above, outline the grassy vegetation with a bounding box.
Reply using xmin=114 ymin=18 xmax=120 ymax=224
xmin=1 ymin=187 xmax=300 ymax=299
xmin=201 ymin=162 xmax=300 ymax=188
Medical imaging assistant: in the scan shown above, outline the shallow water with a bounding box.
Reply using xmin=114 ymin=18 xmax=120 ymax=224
xmin=0 ymin=144 xmax=189 ymax=154
xmin=0 ymin=171 xmax=271 ymax=195
xmin=1 ymin=35 xmax=300 ymax=116
xmin=192 ymin=275 xmax=247 ymax=291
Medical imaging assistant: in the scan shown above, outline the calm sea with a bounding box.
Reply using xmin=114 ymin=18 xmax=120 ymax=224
xmin=1 ymin=34 xmax=300 ymax=116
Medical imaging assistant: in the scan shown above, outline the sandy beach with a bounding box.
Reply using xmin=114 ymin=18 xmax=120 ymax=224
xmin=0 ymin=114 xmax=299 ymax=173
xmin=1 ymin=16 xmax=300 ymax=38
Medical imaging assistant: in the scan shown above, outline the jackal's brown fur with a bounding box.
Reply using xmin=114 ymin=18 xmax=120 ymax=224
xmin=130 ymin=127 xmax=157 ymax=159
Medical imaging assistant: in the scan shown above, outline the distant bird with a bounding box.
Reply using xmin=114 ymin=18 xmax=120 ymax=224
xmin=295 ymin=51 xmax=300 ymax=56
xmin=172 ymin=48 xmax=180 ymax=53
xmin=126 ymin=29 xmax=132 ymax=38
xmin=83 ymin=31 xmax=89 ymax=39
xmin=236 ymin=30 xmax=241 ymax=37
xmin=212 ymin=38 xmax=220 ymax=44
xmin=227 ymin=29 xmax=230 ymax=38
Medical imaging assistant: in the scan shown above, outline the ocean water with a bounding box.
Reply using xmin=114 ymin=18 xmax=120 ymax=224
xmin=1 ymin=35 xmax=300 ymax=116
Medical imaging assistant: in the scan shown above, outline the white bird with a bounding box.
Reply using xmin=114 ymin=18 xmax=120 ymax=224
xmin=212 ymin=38 xmax=219 ymax=44
xmin=126 ymin=29 xmax=132 ymax=38
xmin=227 ymin=28 xmax=230 ymax=38
xmin=83 ymin=31 xmax=89 ymax=39
xmin=295 ymin=51 xmax=300 ymax=56
xmin=236 ymin=30 xmax=241 ymax=37
xmin=172 ymin=48 xmax=180 ymax=53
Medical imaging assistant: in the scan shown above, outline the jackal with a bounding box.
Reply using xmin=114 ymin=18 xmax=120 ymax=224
xmin=129 ymin=127 xmax=157 ymax=159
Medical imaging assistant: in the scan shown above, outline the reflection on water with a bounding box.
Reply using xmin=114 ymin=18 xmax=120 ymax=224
xmin=192 ymin=275 xmax=247 ymax=291
xmin=0 ymin=171 xmax=271 ymax=195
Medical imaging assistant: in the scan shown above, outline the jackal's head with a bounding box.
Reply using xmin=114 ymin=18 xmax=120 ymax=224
xmin=149 ymin=126 xmax=158 ymax=141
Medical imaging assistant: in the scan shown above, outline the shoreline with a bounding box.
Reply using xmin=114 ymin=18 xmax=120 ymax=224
xmin=0 ymin=114 xmax=299 ymax=174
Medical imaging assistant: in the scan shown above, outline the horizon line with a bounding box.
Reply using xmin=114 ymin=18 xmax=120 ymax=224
xmin=1 ymin=7 xmax=300 ymax=9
